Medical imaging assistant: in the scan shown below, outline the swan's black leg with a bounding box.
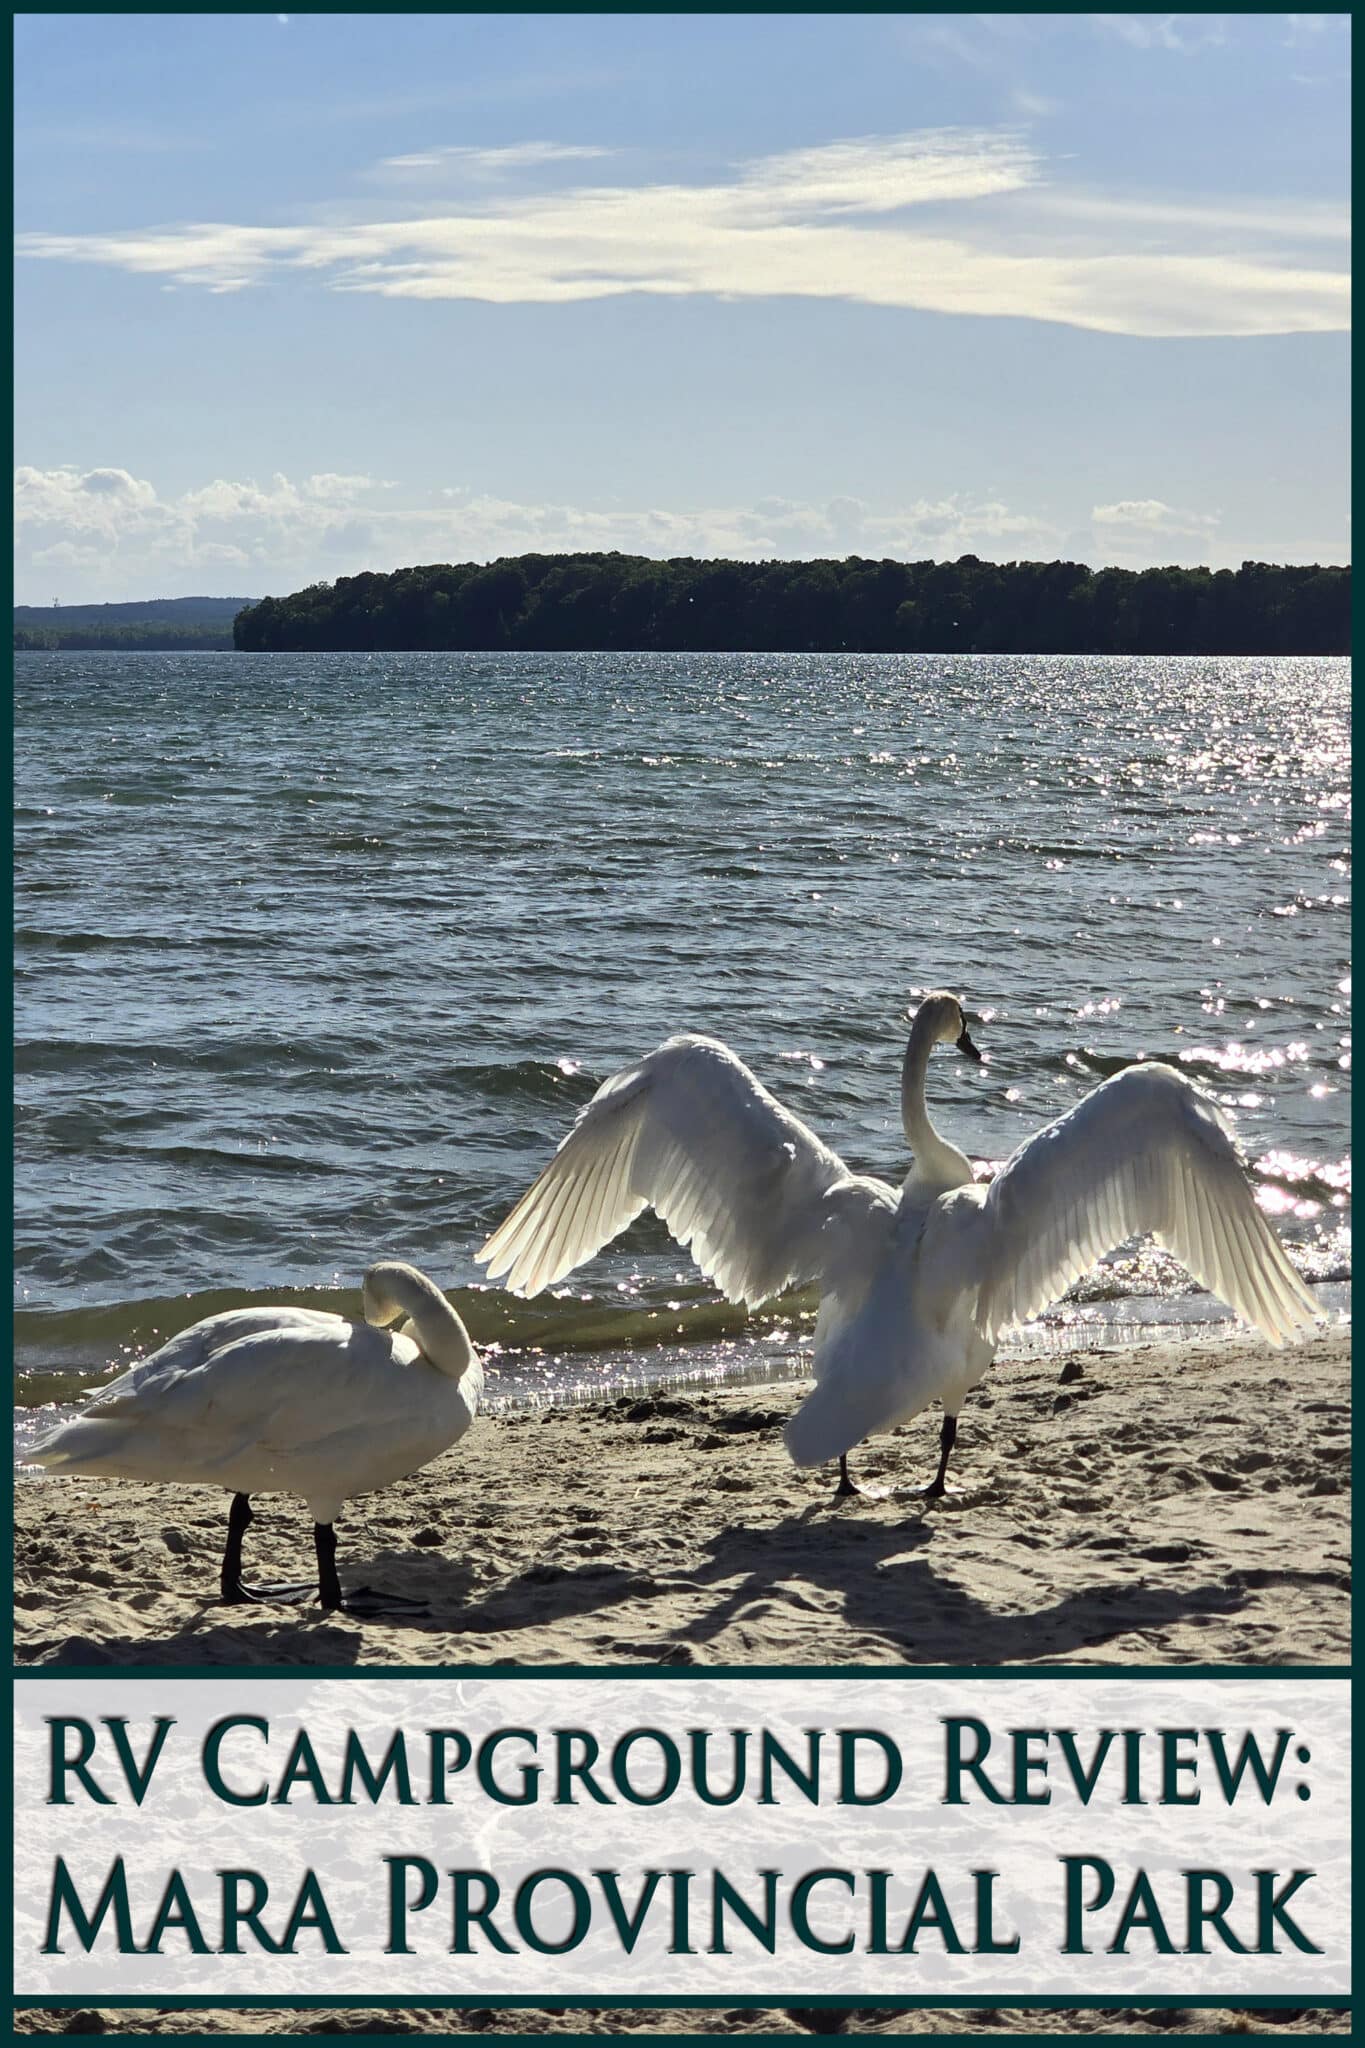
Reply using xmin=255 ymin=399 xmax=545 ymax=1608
xmin=315 ymin=1522 xmax=343 ymax=1610
xmin=919 ymin=1413 xmax=958 ymax=1501
xmin=218 ymin=1492 xmax=313 ymax=1606
xmin=220 ymin=1492 xmax=253 ymax=1603
xmin=316 ymin=1520 xmax=430 ymax=1619
xmin=833 ymin=1454 xmax=859 ymax=1502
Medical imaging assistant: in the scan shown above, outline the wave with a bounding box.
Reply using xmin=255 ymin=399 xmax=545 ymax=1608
xmin=12 ymin=1277 xmax=798 ymax=1401
xmin=14 ymin=1232 xmax=1350 ymax=1415
xmin=15 ymin=1032 xmax=383 ymax=1078
xmin=13 ymin=926 xmax=281 ymax=956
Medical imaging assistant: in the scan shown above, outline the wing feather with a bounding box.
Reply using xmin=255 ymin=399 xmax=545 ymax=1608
xmin=928 ymin=1061 xmax=1317 ymax=1347
xmin=477 ymin=1033 xmax=886 ymax=1306
xmin=29 ymin=1319 xmax=427 ymax=1478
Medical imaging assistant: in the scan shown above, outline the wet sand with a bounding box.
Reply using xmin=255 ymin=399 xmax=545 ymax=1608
xmin=14 ymin=1326 xmax=1349 ymax=1668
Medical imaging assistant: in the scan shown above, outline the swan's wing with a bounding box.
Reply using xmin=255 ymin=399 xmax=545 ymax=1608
xmin=476 ymin=1033 xmax=887 ymax=1306
xmin=924 ymin=1062 xmax=1318 ymax=1348
xmin=46 ymin=1307 xmax=349 ymax=1426
xmin=30 ymin=1322 xmax=420 ymax=1474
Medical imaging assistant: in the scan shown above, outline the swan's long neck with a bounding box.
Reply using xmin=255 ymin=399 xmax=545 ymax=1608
xmin=370 ymin=1264 xmax=479 ymax=1383
xmin=900 ymin=1016 xmax=973 ymax=1190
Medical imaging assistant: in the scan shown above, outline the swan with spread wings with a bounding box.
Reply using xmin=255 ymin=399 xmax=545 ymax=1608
xmin=477 ymin=994 xmax=1317 ymax=1501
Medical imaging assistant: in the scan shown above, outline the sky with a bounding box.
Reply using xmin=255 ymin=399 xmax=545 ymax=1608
xmin=13 ymin=10 xmax=1352 ymax=604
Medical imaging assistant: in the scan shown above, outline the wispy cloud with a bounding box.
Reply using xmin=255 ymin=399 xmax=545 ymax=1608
xmin=377 ymin=141 xmax=615 ymax=176
xmin=910 ymin=19 xmax=1001 ymax=72
xmin=1011 ymin=88 xmax=1060 ymax=119
xmin=1282 ymin=14 xmax=1341 ymax=45
xmin=1089 ymin=15 xmax=1230 ymax=55
xmin=1032 ymin=189 xmax=1348 ymax=244
xmin=14 ymin=126 xmax=1349 ymax=338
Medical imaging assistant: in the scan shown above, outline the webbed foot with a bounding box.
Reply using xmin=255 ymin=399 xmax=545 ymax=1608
xmin=221 ymin=1579 xmax=315 ymax=1606
xmin=831 ymin=1454 xmax=893 ymax=1504
xmin=325 ymin=1585 xmax=431 ymax=1619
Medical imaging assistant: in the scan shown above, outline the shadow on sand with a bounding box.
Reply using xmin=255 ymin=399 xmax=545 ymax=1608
xmin=33 ymin=1509 xmax=1252 ymax=1668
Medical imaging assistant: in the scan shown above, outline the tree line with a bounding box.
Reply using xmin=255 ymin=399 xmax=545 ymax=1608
xmin=14 ymin=597 xmax=250 ymax=653
xmin=15 ymin=623 xmax=235 ymax=651
xmin=231 ymin=552 xmax=1349 ymax=657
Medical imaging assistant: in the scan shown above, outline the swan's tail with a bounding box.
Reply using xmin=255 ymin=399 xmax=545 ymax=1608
xmin=28 ymin=1417 xmax=149 ymax=1477
xmin=784 ymin=1388 xmax=852 ymax=1468
xmin=784 ymin=1368 xmax=917 ymax=1469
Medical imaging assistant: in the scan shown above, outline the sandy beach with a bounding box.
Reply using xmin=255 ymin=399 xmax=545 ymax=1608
xmin=15 ymin=1325 xmax=1349 ymax=1668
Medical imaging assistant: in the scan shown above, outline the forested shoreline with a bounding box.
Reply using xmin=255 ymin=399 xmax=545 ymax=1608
xmin=232 ymin=552 xmax=1349 ymax=656
xmin=15 ymin=624 xmax=235 ymax=651
xmin=13 ymin=596 xmax=249 ymax=653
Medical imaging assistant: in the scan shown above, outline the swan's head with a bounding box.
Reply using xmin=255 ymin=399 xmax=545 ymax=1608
xmin=362 ymin=1260 xmax=423 ymax=1328
xmin=912 ymin=990 xmax=983 ymax=1062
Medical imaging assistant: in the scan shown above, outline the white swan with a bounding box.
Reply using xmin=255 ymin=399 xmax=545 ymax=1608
xmin=477 ymin=994 xmax=1318 ymax=1502
xmin=30 ymin=1260 xmax=483 ymax=1611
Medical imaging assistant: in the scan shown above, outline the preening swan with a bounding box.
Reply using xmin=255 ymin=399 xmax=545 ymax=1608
xmin=30 ymin=1260 xmax=483 ymax=1612
xmin=477 ymin=994 xmax=1318 ymax=1503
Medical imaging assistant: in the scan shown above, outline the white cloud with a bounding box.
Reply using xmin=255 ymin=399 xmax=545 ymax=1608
xmin=14 ymin=464 xmax=406 ymax=596
xmin=1031 ymin=188 xmax=1348 ymax=245
xmin=15 ymin=126 xmax=1348 ymax=338
xmin=1092 ymin=498 xmax=1219 ymax=534
xmin=15 ymin=462 xmax=1077 ymax=599
xmin=15 ymin=464 xmax=382 ymax=539
xmin=15 ymin=463 xmax=158 ymax=533
xmin=30 ymin=461 xmax=1336 ymax=606
xmin=1089 ymin=497 xmax=1223 ymax=567
xmin=178 ymin=471 xmax=382 ymax=522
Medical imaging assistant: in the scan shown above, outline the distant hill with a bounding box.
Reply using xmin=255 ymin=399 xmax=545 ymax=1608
xmin=14 ymin=595 xmax=258 ymax=651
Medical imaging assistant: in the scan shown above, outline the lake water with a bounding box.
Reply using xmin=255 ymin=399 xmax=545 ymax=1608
xmin=14 ymin=650 xmax=1351 ymax=1454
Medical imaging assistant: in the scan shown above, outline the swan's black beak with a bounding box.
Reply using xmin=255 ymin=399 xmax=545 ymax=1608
xmin=956 ymin=1026 xmax=983 ymax=1063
